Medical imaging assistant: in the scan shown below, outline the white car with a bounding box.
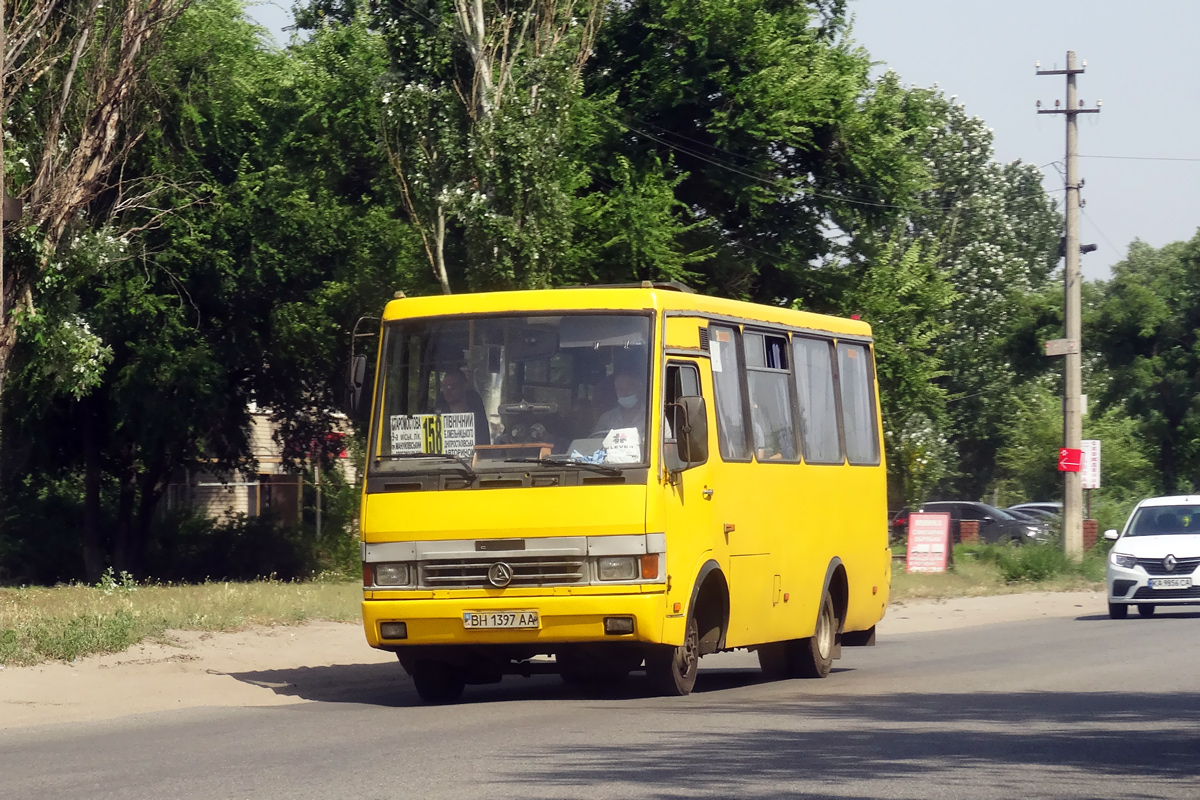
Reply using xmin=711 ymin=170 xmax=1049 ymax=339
xmin=1106 ymin=495 xmax=1200 ymax=619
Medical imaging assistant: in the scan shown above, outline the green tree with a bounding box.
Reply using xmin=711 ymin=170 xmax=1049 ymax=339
xmin=853 ymin=79 xmax=1062 ymax=499
xmin=1091 ymin=233 xmax=1200 ymax=493
xmin=0 ymin=0 xmax=189 ymax=414
xmin=374 ymin=0 xmax=605 ymax=292
xmin=840 ymin=235 xmax=955 ymax=505
xmin=4 ymin=1 xmax=421 ymax=579
xmin=990 ymin=382 xmax=1156 ymax=534
xmin=588 ymin=0 xmax=927 ymax=299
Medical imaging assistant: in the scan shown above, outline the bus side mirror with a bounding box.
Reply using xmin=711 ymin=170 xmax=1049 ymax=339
xmin=672 ymin=395 xmax=708 ymax=469
xmin=347 ymin=354 xmax=368 ymax=414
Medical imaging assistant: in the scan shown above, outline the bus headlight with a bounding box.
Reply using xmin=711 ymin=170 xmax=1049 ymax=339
xmin=597 ymin=556 xmax=638 ymax=581
xmin=373 ymin=562 xmax=414 ymax=586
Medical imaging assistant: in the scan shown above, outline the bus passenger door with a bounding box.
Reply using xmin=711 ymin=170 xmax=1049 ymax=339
xmin=659 ymin=361 xmax=717 ymax=646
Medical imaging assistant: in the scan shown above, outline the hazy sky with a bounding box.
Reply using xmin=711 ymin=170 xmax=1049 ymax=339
xmin=850 ymin=0 xmax=1200 ymax=279
xmin=245 ymin=1 xmax=1200 ymax=280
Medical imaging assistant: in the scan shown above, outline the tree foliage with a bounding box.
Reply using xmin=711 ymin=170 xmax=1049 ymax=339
xmin=1 ymin=0 xmax=190 ymax=399
xmin=2 ymin=0 xmax=1169 ymax=582
xmin=1091 ymin=232 xmax=1200 ymax=493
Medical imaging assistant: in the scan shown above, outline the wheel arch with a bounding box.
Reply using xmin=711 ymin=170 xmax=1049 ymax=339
xmin=688 ymin=559 xmax=730 ymax=654
xmin=821 ymin=557 xmax=849 ymax=633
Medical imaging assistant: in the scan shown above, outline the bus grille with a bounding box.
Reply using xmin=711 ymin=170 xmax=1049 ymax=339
xmin=420 ymin=556 xmax=587 ymax=588
xmin=1137 ymin=557 xmax=1200 ymax=576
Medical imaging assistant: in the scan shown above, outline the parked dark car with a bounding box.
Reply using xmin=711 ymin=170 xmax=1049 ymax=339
xmin=1007 ymin=502 xmax=1063 ymax=521
xmin=891 ymin=501 xmax=1045 ymax=545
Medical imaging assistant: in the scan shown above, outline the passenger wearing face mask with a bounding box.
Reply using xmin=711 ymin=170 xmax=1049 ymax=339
xmin=593 ymin=369 xmax=648 ymax=438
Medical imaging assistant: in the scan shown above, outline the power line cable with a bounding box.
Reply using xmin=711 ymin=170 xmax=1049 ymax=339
xmin=1080 ymin=154 xmax=1200 ymax=163
xmin=611 ymin=115 xmax=1065 ymax=214
xmin=1081 ymin=208 xmax=1124 ymax=260
xmin=623 ymin=112 xmax=1065 ymax=203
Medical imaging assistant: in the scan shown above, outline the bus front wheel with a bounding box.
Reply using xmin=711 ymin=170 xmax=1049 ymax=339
xmin=411 ymin=660 xmax=466 ymax=704
xmin=794 ymin=591 xmax=837 ymax=679
xmin=645 ymin=616 xmax=699 ymax=696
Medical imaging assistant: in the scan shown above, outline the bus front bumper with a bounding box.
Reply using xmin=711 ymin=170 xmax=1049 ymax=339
xmin=362 ymin=590 xmax=668 ymax=649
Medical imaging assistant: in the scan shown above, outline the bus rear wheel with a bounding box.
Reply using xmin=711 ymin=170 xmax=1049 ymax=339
xmin=794 ymin=591 xmax=837 ymax=679
xmin=411 ymin=660 xmax=465 ymax=704
xmin=645 ymin=616 xmax=699 ymax=696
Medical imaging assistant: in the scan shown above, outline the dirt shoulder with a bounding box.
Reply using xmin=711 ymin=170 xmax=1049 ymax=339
xmin=0 ymin=590 xmax=1106 ymax=730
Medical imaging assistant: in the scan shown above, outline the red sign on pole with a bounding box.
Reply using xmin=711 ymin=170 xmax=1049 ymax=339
xmin=1058 ymin=447 xmax=1082 ymax=472
xmin=906 ymin=512 xmax=952 ymax=573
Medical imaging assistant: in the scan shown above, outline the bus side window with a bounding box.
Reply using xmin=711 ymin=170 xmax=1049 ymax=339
xmin=664 ymin=363 xmax=701 ymax=472
xmin=837 ymin=342 xmax=880 ymax=465
xmin=708 ymin=325 xmax=752 ymax=461
xmin=793 ymin=336 xmax=843 ymax=464
xmin=744 ymin=332 xmax=799 ymax=462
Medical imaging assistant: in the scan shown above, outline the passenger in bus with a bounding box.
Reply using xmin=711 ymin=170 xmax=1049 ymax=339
xmin=593 ymin=369 xmax=648 ymax=438
xmin=437 ymin=369 xmax=491 ymax=445
xmin=752 ymin=408 xmax=796 ymax=461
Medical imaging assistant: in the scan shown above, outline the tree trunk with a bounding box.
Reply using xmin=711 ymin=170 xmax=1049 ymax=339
xmin=111 ymin=454 xmax=138 ymax=574
xmin=129 ymin=464 xmax=166 ymax=578
xmin=81 ymin=396 xmax=105 ymax=582
xmin=435 ymin=203 xmax=450 ymax=294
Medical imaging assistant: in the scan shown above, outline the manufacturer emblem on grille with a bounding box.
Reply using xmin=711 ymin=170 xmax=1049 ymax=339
xmin=487 ymin=561 xmax=514 ymax=587
xmin=1164 ymin=554 xmax=1177 ymax=572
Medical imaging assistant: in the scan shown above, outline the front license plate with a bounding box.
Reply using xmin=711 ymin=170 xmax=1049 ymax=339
xmin=1150 ymin=577 xmax=1192 ymax=590
xmin=462 ymin=610 xmax=540 ymax=629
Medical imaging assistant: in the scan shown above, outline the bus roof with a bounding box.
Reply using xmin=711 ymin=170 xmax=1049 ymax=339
xmin=382 ymin=287 xmax=872 ymax=339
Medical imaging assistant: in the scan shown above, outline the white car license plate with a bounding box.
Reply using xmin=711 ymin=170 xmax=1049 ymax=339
xmin=462 ymin=610 xmax=540 ymax=629
xmin=1149 ymin=577 xmax=1192 ymax=590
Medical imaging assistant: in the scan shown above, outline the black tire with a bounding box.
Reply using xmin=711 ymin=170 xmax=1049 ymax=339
xmin=412 ymin=660 xmax=465 ymax=704
xmin=1108 ymin=602 xmax=1128 ymax=619
xmin=645 ymin=616 xmax=699 ymax=696
xmin=1137 ymin=603 xmax=1156 ymax=618
xmin=756 ymin=642 xmax=792 ymax=681
xmin=794 ymin=591 xmax=837 ymax=679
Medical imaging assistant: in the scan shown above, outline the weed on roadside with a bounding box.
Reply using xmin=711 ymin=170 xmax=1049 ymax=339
xmin=892 ymin=542 xmax=1106 ymax=600
xmin=0 ymin=578 xmax=361 ymax=667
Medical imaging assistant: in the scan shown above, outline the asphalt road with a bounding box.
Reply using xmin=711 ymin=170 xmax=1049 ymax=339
xmin=3 ymin=609 xmax=1199 ymax=800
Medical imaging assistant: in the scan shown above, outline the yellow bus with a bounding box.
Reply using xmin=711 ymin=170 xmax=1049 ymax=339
xmin=354 ymin=283 xmax=890 ymax=702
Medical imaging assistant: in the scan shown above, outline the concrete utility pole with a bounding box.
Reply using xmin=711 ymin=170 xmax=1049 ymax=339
xmin=1037 ymin=51 xmax=1100 ymax=560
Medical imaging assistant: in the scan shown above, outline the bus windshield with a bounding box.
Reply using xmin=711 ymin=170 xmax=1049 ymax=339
xmin=371 ymin=313 xmax=652 ymax=473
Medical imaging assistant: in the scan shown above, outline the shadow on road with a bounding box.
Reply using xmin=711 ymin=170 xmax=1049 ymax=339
xmin=501 ymin=690 xmax=1200 ymax=798
xmin=227 ymin=660 xmax=851 ymax=708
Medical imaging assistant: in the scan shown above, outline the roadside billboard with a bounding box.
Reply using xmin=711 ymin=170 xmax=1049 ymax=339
xmin=906 ymin=512 xmax=952 ymax=573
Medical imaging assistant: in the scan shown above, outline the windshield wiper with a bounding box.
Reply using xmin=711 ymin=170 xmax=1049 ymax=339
xmin=375 ymin=452 xmax=477 ymax=481
xmin=504 ymin=457 xmax=623 ymax=477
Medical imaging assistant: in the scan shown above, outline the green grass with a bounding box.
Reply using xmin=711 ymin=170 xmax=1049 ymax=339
xmin=0 ymin=576 xmax=361 ymax=666
xmin=3 ymin=543 xmax=1110 ymax=665
xmin=890 ymin=542 xmax=1107 ymax=601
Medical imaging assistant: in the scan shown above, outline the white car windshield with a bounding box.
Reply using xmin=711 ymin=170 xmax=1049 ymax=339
xmin=1126 ymin=505 xmax=1200 ymax=537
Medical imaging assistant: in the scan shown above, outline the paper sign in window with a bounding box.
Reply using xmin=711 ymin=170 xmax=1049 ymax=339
xmin=390 ymin=413 xmax=476 ymax=459
xmin=602 ymin=427 xmax=641 ymax=464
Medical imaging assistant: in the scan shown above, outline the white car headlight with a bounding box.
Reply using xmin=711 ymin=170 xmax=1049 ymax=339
xmin=1110 ymin=552 xmax=1138 ymax=569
